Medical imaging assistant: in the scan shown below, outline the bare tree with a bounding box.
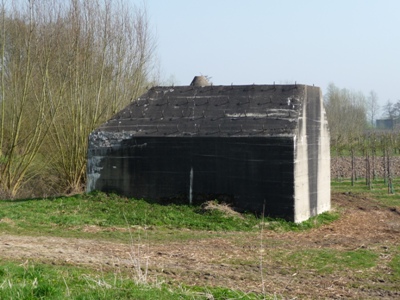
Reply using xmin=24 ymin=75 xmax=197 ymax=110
xmin=324 ymin=83 xmax=368 ymax=148
xmin=44 ymin=0 xmax=156 ymax=193
xmin=0 ymin=0 xmax=61 ymax=197
xmin=367 ymin=90 xmax=379 ymax=127
xmin=0 ymin=0 xmax=156 ymax=197
xmin=383 ymin=100 xmax=395 ymax=119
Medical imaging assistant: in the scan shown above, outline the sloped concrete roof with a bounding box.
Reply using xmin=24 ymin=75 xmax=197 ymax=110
xmin=96 ymin=84 xmax=306 ymax=138
xmin=190 ymin=75 xmax=211 ymax=87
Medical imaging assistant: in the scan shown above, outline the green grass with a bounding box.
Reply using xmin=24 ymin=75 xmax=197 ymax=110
xmin=0 ymin=192 xmax=259 ymax=240
xmin=0 ymin=260 xmax=268 ymax=300
xmin=388 ymin=246 xmax=400 ymax=281
xmin=286 ymin=249 xmax=378 ymax=274
xmin=331 ymin=178 xmax=400 ymax=207
xmin=0 ymin=191 xmax=340 ymax=242
xmin=262 ymin=211 xmax=339 ymax=232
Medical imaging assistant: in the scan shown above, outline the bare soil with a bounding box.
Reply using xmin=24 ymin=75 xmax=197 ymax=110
xmin=0 ymin=193 xmax=400 ymax=299
xmin=331 ymin=156 xmax=400 ymax=178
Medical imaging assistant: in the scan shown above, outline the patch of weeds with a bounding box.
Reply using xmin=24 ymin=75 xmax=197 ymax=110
xmin=287 ymin=249 xmax=378 ymax=274
xmin=388 ymin=250 xmax=400 ymax=281
xmin=0 ymin=262 xmax=63 ymax=299
xmin=341 ymin=250 xmax=379 ymax=269
xmin=220 ymin=258 xmax=258 ymax=266
xmin=262 ymin=211 xmax=339 ymax=232
xmin=295 ymin=211 xmax=340 ymax=230
xmin=0 ymin=190 xmax=341 ymax=240
xmin=0 ymin=192 xmax=260 ymax=239
xmin=332 ymin=179 xmax=400 ymax=207
xmin=0 ymin=260 xmax=270 ymax=299
xmin=185 ymin=285 xmax=274 ymax=299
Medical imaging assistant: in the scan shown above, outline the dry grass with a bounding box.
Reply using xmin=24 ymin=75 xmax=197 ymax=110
xmin=201 ymin=200 xmax=244 ymax=219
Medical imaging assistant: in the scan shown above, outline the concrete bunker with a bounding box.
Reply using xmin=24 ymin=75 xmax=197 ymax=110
xmin=87 ymin=77 xmax=331 ymax=222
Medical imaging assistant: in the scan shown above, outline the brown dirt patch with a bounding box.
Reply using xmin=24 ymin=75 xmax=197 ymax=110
xmin=331 ymin=156 xmax=400 ymax=178
xmin=0 ymin=192 xmax=399 ymax=299
xmin=0 ymin=217 xmax=15 ymax=225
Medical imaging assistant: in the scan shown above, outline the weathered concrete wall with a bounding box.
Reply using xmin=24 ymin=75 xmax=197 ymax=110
xmin=294 ymin=86 xmax=330 ymax=222
xmin=293 ymin=92 xmax=310 ymax=222
xmin=87 ymin=84 xmax=331 ymax=222
xmin=317 ymin=89 xmax=331 ymax=216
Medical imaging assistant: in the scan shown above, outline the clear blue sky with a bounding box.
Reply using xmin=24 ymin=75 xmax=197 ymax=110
xmin=145 ymin=0 xmax=399 ymax=115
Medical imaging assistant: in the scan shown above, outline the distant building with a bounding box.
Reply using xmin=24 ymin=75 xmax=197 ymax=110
xmin=376 ymin=118 xmax=400 ymax=130
xmin=87 ymin=76 xmax=331 ymax=223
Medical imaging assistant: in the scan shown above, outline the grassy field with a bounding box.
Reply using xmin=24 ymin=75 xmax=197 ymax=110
xmin=0 ymin=191 xmax=338 ymax=242
xmin=0 ymin=181 xmax=399 ymax=299
xmin=331 ymin=177 xmax=400 ymax=207
xmin=0 ymin=261 xmax=264 ymax=300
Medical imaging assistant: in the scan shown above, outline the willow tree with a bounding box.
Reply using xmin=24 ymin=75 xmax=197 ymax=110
xmin=0 ymin=1 xmax=62 ymax=197
xmin=44 ymin=1 xmax=155 ymax=193
xmin=0 ymin=0 xmax=156 ymax=197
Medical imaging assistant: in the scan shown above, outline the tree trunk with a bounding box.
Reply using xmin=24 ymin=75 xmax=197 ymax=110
xmin=351 ymin=148 xmax=355 ymax=186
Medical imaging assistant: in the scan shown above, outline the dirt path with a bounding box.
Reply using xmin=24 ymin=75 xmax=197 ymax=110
xmin=1 ymin=193 xmax=399 ymax=299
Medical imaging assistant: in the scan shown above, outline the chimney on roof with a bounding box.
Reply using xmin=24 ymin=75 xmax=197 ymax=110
xmin=190 ymin=76 xmax=210 ymax=87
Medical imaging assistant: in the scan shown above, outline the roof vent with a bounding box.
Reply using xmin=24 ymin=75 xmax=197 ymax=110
xmin=190 ymin=76 xmax=210 ymax=87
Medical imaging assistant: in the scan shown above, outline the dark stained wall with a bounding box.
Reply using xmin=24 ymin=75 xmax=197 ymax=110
xmin=88 ymin=136 xmax=295 ymax=219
